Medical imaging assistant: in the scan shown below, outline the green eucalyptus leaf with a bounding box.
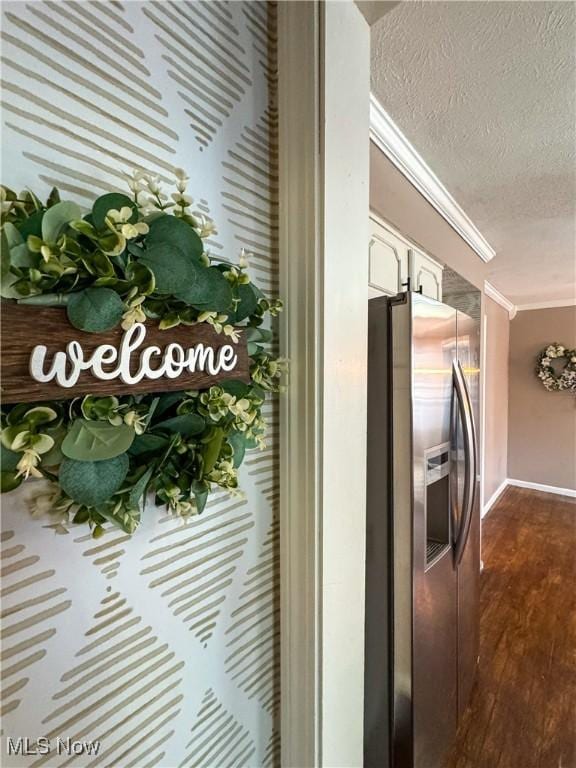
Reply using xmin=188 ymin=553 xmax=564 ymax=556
xmin=174 ymin=266 xmax=233 ymax=312
xmin=221 ymin=380 xmax=251 ymax=398
xmin=1 ymin=229 xmax=20 ymax=299
xmin=72 ymin=507 xmax=90 ymax=525
xmin=191 ymin=479 xmax=209 ymax=514
xmin=129 ymin=466 xmax=154 ymax=508
xmin=127 ymin=242 xmax=144 ymax=257
xmin=228 ymin=431 xmax=246 ymax=468
xmin=93 ymin=277 xmax=131 ymax=292
xmin=46 ymin=187 xmax=61 ymax=208
xmin=138 ymin=243 xmax=200 ymax=295
xmin=146 ymin=214 xmax=204 ymax=263
xmin=18 ymin=210 xmax=44 ymax=240
xmin=145 ymin=397 xmax=160 ymax=426
xmin=250 ymin=383 xmax=266 ymax=401
xmin=59 ymin=455 xmax=129 ymax=507
xmin=128 ymin=433 xmax=170 ymax=456
xmin=231 ymin=283 xmax=258 ymax=322
xmin=42 ymin=201 xmax=82 ymax=242
xmin=3 ymin=222 xmax=24 ymax=249
xmin=22 ymin=189 xmax=43 ymax=211
xmin=11 ymin=243 xmax=36 ymax=268
xmin=1 ymin=228 xmax=11 ymax=274
xmin=67 ymin=287 xmax=124 ymax=332
xmin=203 ymin=427 xmax=224 ymax=474
xmin=41 ymin=444 xmax=63 ymax=468
xmin=40 ymin=425 xmax=66 ymax=467
xmin=1 ymin=443 xmax=21 ymax=472
xmin=154 ymin=413 xmax=205 ymax=436
xmin=251 ymin=283 xmax=265 ymax=300
xmin=152 ymin=392 xmax=184 ymax=420
xmin=92 ymin=193 xmax=137 ymax=230
xmin=1 ymin=471 xmax=22 ymax=493
xmin=62 ymin=419 xmax=135 ymax=461
xmin=245 ymin=327 xmax=273 ymax=344
xmin=247 ymin=341 xmax=261 ymax=356
xmin=110 ymin=253 xmax=128 ymax=272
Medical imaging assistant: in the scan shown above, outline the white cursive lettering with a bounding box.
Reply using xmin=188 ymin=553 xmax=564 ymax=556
xmin=28 ymin=323 xmax=240 ymax=389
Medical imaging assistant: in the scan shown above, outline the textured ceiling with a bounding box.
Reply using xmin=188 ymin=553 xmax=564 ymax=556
xmin=371 ymin=1 xmax=576 ymax=306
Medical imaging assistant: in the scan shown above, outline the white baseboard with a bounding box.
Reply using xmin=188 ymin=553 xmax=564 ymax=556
xmin=506 ymin=478 xmax=576 ymax=499
xmin=482 ymin=479 xmax=509 ymax=518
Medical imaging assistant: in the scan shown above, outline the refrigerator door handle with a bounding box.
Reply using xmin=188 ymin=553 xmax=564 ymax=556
xmin=452 ymin=360 xmax=476 ymax=566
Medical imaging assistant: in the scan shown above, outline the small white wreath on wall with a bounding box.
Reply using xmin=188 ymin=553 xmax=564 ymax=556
xmin=536 ymin=343 xmax=576 ymax=392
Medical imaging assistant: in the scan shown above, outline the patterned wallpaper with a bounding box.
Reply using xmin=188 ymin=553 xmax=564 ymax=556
xmin=0 ymin=2 xmax=279 ymax=766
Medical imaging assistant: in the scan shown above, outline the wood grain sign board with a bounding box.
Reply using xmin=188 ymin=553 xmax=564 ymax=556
xmin=1 ymin=303 xmax=250 ymax=404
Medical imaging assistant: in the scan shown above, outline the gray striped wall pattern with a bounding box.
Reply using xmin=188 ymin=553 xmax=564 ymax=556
xmin=0 ymin=2 xmax=279 ymax=766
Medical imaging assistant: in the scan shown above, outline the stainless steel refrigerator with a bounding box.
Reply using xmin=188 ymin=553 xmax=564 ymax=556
xmin=364 ymin=291 xmax=481 ymax=768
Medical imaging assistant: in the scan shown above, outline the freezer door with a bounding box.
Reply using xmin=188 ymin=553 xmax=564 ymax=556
xmin=410 ymin=294 xmax=458 ymax=768
xmin=455 ymin=310 xmax=481 ymax=716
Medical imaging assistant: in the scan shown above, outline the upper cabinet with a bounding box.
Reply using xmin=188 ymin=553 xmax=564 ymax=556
xmin=369 ymin=214 xmax=443 ymax=302
xmin=369 ymin=216 xmax=409 ymax=297
xmin=409 ymin=247 xmax=443 ymax=302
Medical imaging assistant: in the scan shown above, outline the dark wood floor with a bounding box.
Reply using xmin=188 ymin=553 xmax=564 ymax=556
xmin=445 ymin=486 xmax=576 ymax=768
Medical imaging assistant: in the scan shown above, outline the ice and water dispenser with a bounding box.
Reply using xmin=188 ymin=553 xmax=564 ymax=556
xmin=424 ymin=442 xmax=451 ymax=568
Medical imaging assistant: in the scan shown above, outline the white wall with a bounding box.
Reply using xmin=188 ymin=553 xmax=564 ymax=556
xmin=321 ymin=4 xmax=370 ymax=766
xmin=278 ymin=3 xmax=370 ymax=765
xmin=1 ymin=3 xmax=279 ymax=766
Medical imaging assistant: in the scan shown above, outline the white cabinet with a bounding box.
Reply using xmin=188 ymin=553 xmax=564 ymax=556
xmin=368 ymin=217 xmax=409 ymax=297
xmin=409 ymin=247 xmax=444 ymax=302
xmin=368 ymin=215 xmax=444 ymax=301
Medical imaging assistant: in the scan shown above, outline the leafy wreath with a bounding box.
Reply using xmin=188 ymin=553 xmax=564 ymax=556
xmin=535 ymin=343 xmax=576 ymax=392
xmin=0 ymin=170 xmax=286 ymax=537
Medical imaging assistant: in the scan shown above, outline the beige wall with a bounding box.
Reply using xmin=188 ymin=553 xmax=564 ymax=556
xmin=483 ymin=297 xmax=510 ymax=503
xmin=508 ymin=306 xmax=576 ymax=490
xmin=370 ymin=142 xmax=487 ymax=289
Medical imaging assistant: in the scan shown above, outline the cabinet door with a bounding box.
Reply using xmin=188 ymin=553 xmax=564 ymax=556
xmin=410 ymin=247 xmax=444 ymax=301
xmin=369 ymin=218 xmax=409 ymax=297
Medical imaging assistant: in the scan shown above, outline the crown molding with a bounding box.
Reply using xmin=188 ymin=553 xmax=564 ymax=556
xmin=516 ymin=298 xmax=576 ymax=312
xmin=369 ymin=94 xmax=496 ymax=264
xmin=484 ymin=280 xmax=517 ymax=319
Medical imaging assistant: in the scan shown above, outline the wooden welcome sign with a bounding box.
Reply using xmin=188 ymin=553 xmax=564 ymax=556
xmin=1 ymin=303 xmax=250 ymax=404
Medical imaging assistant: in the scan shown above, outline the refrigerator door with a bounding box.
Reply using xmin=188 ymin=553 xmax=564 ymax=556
xmin=410 ymin=294 xmax=458 ymax=768
xmin=455 ymin=310 xmax=481 ymax=716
